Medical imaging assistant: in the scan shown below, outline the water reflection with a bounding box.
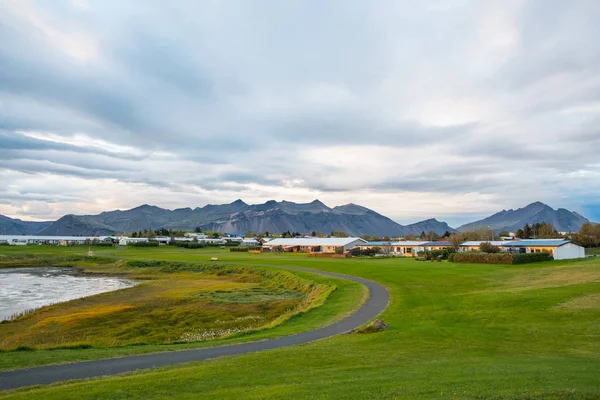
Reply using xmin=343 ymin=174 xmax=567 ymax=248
xmin=0 ymin=267 xmax=137 ymax=320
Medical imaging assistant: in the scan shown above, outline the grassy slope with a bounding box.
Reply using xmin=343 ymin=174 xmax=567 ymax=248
xmin=1 ymin=247 xmax=600 ymax=399
xmin=0 ymin=247 xmax=365 ymax=370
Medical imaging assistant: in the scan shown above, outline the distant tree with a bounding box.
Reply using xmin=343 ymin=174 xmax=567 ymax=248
xmin=442 ymin=231 xmax=451 ymax=238
xmin=404 ymin=233 xmax=416 ymax=240
xmin=498 ymin=230 xmax=510 ymax=238
xmin=282 ymin=231 xmax=292 ymax=238
xmin=361 ymin=234 xmax=379 ymax=241
xmin=379 ymin=243 xmax=392 ymax=256
xmin=382 ymin=236 xmax=391 ymax=241
xmin=419 ymin=231 xmax=426 ymax=239
xmin=448 ymin=233 xmax=463 ymax=251
xmin=480 ymin=241 xmax=501 ymax=253
xmin=311 ymin=231 xmax=317 ymax=237
xmin=212 ymin=232 xmax=220 ymax=239
xmin=194 ymin=227 xmax=202 ymax=233
xmin=523 ymin=224 xmax=532 ymax=239
xmin=537 ymin=222 xmax=561 ymax=239
xmin=572 ymin=223 xmax=600 ymax=248
xmin=515 ymin=229 xmax=525 ymax=239
xmin=330 ymin=230 xmax=348 ymax=238
xmin=245 ymin=231 xmax=255 ymax=237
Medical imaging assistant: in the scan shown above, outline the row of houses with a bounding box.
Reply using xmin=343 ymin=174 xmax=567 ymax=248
xmin=0 ymin=234 xmax=261 ymax=247
xmin=356 ymin=239 xmax=584 ymax=260
xmin=260 ymin=237 xmax=585 ymax=260
xmin=0 ymin=234 xmax=585 ymax=260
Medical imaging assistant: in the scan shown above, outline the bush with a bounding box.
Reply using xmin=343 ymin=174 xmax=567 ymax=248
xmin=349 ymin=248 xmax=378 ymax=257
xmin=512 ymin=252 xmax=553 ymax=264
xmin=453 ymin=252 xmax=513 ymax=264
xmin=416 ymin=249 xmax=454 ymax=261
xmin=230 ymin=246 xmax=261 ymax=252
xmin=479 ymin=242 xmax=501 ymax=253
xmin=128 ymin=241 xmax=159 ymax=247
xmin=453 ymin=251 xmax=553 ymax=264
xmin=447 ymin=252 xmax=455 ymax=262
xmin=89 ymin=242 xmax=114 ymax=247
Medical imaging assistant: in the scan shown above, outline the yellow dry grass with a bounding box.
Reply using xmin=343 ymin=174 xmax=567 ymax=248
xmin=554 ymin=293 xmax=600 ymax=310
xmin=31 ymin=305 xmax=135 ymax=329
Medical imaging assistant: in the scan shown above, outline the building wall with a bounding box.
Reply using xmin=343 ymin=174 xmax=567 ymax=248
xmin=343 ymin=239 xmax=368 ymax=252
xmin=553 ymin=243 xmax=585 ymax=260
xmin=393 ymin=246 xmax=417 ymax=257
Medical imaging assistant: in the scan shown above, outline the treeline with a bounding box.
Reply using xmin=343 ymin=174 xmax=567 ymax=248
xmin=571 ymin=223 xmax=600 ymax=248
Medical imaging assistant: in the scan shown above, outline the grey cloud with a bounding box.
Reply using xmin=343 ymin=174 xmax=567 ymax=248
xmin=0 ymin=0 xmax=599 ymax=220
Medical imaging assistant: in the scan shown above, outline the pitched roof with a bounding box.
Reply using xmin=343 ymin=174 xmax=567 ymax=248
xmin=500 ymin=239 xmax=571 ymax=247
xmin=391 ymin=241 xmax=429 ymax=246
xmin=422 ymin=241 xmax=452 ymax=246
xmin=264 ymin=237 xmax=366 ymax=246
xmin=461 ymin=241 xmax=510 ymax=246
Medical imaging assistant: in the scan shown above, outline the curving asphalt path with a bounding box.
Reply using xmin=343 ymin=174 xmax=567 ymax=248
xmin=0 ymin=266 xmax=389 ymax=391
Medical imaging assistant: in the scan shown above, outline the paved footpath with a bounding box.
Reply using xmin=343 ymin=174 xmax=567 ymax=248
xmin=0 ymin=266 xmax=389 ymax=391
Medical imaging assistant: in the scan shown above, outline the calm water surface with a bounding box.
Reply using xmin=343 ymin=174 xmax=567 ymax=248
xmin=0 ymin=267 xmax=137 ymax=320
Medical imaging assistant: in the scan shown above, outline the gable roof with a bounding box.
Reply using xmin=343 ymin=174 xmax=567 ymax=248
xmin=500 ymin=239 xmax=571 ymax=247
xmin=264 ymin=237 xmax=366 ymax=246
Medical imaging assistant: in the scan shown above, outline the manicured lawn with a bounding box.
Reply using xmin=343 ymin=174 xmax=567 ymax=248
xmin=1 ymin=246 xmax=599 ymax=399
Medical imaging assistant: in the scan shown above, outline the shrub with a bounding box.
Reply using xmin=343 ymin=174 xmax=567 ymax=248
xmin=452 ymin=251 xmax=553 ymax=264
xmin=479 ymin=242 xmax=501 ymax=253
xmin=447 ymin=252 xmax=455 ymax=262
xmin=349 ymin=248 xmax=378 ymax=257
xmin=512 ymin=252 xmax=553 ymax=264
xmin=128 ymin=241 xmax=159 ymax=247
xmin=230 ymin=247 xmax=249 ymax=252
xmin=416 ymin=249 xmax=455 ymax=261
xmin=453 ymin=252 xmax=513 ymax=264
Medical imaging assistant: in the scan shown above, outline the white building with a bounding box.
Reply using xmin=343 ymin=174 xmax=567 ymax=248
xmin=241 ymin=238 xmax=260 ymax=246
xmin=263 ymin=237 xmax=366 ymax=253
xmin=0 ymin=235 xmax=114 ymax=246
xmin=500 ymin=239 xmax=585 ymax=260
xmin=118 ymin=237 xmax=149 ymax=246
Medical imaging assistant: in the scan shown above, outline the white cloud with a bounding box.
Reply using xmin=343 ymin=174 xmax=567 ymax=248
xmin=0 ymin=0 xmax=599 ymax=225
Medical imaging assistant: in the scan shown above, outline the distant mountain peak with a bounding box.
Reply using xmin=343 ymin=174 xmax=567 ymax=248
xmin=231 ymin=199 xmax=247 ymax=206
xmin=457 ymin=202 xmax=588 ymax=232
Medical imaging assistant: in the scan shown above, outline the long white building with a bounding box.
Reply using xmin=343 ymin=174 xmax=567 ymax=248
xmin=263 ymin=237 xmax=366 ymax=253
xmin=0 ymin=235 xmax=115 ymax=246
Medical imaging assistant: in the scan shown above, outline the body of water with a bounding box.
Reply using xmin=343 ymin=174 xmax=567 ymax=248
xmin=0 ymin=267 xmax=137 ymax=321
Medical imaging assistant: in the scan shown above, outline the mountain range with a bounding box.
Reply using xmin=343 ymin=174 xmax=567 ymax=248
xmin=0 ymin=200 xmax=590 ymax=237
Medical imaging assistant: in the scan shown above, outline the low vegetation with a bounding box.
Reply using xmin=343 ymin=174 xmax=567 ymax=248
xmin=0 ymin=246 xmax=598 ymax=399
xmin=453 ymin=251 xmax=553 ymax=264
xmin=0 ymin=259 xmax=335 ymax=350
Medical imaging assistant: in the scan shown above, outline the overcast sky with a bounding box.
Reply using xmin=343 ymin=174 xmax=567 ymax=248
xmin=1 ymin=0 xmax=599 ymax=226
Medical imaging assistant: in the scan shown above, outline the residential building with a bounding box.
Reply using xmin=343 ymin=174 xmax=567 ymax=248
xmin=263 ymin=237 xmax=366 ymax=253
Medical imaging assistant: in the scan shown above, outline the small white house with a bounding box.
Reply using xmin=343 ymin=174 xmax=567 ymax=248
xmin=241 ymin=238 xmax=260 ymax=246
xmin=118 ymin=237 xmax=149 ymax=246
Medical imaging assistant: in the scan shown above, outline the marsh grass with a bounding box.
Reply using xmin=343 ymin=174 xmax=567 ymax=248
xmin=0 ymin=259 xmax=334 ymax=350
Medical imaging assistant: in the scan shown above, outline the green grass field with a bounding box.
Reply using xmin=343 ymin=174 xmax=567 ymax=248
xmin=1 ymin=246 xmax=599 ymax=399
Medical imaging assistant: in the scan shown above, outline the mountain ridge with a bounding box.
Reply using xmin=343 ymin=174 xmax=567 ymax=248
xmin=0 ymin=201 xmax=590 ymax=237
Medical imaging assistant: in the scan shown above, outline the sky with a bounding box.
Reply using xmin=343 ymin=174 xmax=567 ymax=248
xmin=1 ymin=0 xmax=599 ymax=227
